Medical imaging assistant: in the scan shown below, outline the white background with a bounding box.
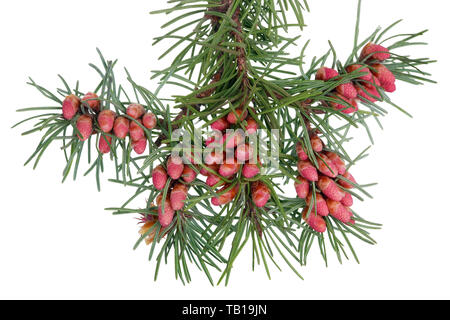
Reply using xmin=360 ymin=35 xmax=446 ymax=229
xmin=0 ymin=0 xmax=449 ymax=300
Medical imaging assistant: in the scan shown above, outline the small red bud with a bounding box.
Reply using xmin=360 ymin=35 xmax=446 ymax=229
xmin=182 ymin=166 xmax=197 ymax=183
xmin=126 ymin=103 xmax=145 ymax=119
xmin=221 ymin=131 xmax=245 ymax=149
xmin=200 ymin=164 xmax=219 ymax=176
xmin=302 ymin=207 xmax=327 ymax=233
xmin=324 ymin=151 xmax=346 ymax=175
xmin=341 ymin=192 xmax=354 ymax=207
xmin=336 ymin=82 xmax=358 ymax=100
xmin=76 ymin=115 xmax=93 ymax=141
xmin=243 ymin=163 xmax=260 ymax=179
xmin=206 ymin=174 xmax=224 ymax=188
xmin=338 ymin=171 xmax=357 ymax=189
xmin=310 ymin=135 xmax=324 ymax=152
xmin=158 ymin=198 xmax=175 ymax=228
xmin=245 ymin=118 xmax=258 ymax=135
xmin=132 ymin=137 xmax=147 ymax=155
xmin=315 ymin=67 xmax=339 ymax=81
xmin=205 ymin=151 xmax=224 ymax=166
xmin=345 ymin=64 xmax=373 ymax=82
xmin=331 ymin=94 xmax=358 ymax=114
xmin=326 ymin=199 xmax=353 ymax=223
xmin=211 ymin=117 xmax=230 ymax=131
xmin=360 ymin=42 xmax=391 ymax=62
xmin=142 ymin=112 xmax=157 ymax=130
xmin=227 ymin=108 xmax=248 ymax=124
xmin=317 ymin=154 xmax=339 ymax=178
xmin=212 ymin=184 xmax=239 ymax=206
xmin=167 ymin=155 xmax=185 ymax=180
xmin=62 ymin=95 xmax=80 ymax=120
xmin=219 ymin=159 xmax=241 ymax=178
xmin=294 ymin=176 xmax=310 ymax=199
xmin=297 ymin=160 xmax=319 ymax=182
xmin=371 ymin=64 xmax=396 ymax=93
xmin=152 ymin=165 xmax=168 ymax=191
xmin=251 ymin=181 xmax=271 ymax=208
xmin=235 ymin=144 xmax=254 ymax=162
xmin=82 ymin=92 xmax=101 ymax=113
xmin=170 ymin=183 xmax=188 ymax=211
xmin=130 ymin=119 xmax=145 ymax=142
xmin=306 ymin=192 xmax=329 ymax=216
xmin=318 ymin=176 xmax=345 ymax=201
xmin=98 ymin=110 xmax=116 ymax=133
xmin=357 ymin=86 xmax=381 ymax=103
xmin=99 ymin=135 xmax=113 ymax=154
xmin=113 ymin=117 xmax=130 ymax=139
xmin=296 ymin=142 xmax=309 ymax=161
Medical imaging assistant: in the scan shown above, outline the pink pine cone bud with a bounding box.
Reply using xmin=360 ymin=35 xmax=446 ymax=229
xmin=297 ymin=160 xmax=319 ymax=182
xmin=251 ymin=181 xmax=271 ymax=208
xmin=324 ymin=151 xmax=346 ymax=175
xmin=310 ymin=135 xmax=324 ymax=153
xmin=306 ymin=192 xmax=329 ymax=217
xmin=99 ymin=135 xmax=113 ymax=154
xmin=245 ymin=118 xmax=258 ymax=135
xmin=315 ymin=67 xmax=339 ymax=81
xmin=235 ymin=144 xmax=254 ymax=162
xmin=132 ymin=137 xmax=147 ymax=155
xmin=126 ymin=104 xmax=145 ymax=119
xmin=62 ymin=95 xmax=80 ymax=120
xmin=360 ymin=43 xmax=391 ymax=61
xmin=76 ymin=115 xmax=93 ymax=141
xmin=82 ymin=92 xmax=101 ymax=113
xmin=130 ymin=119 xmax=145 ymax=142
xmin=219 ymin=159 xmax=241 ymax=178
xmin=206 ymin=174 xmax=224 ymax=188
xmin=317 ymin=154 xmax=339 ymax=178
xmin=142 ymin=112 xmax=157 ymax=130
xmin=318 ymin=176 xmax=345 ymax=201
xmin=170 ymin=183 xmax=188 ymax=211
xmin=296 ymin=142 xmax=308 ymax=161
xmin=167 ymin=155 xmax=185 ymax=180
xmin=331 ymin=94 xmax=359 ymax=114
xmin=294 ymin=176 xmax=310 ymax=199
xmin=243 ymin=163 xmax=260 ymax=179
xmin=221 ymin=131 xmax=245 ymax=149
xmin=336 ymin=82 xmax=358 ymax=100
xmin=205 ymin=151 xmax=224 ymax=166
xmin=200 ymin=164 xmax=219 ymax=176
xmin=326 ymin=199 xmax=353 ymax=224
xmin=158 ymin=198 xmax=175 ymax=228
xmin=302 ymin=208 xmax=327 ymax=233
xmin=212 ymin=184 xmax=239 ymax=206
xmin=338 ymin=171 xmax=357 ymax=189
xmin=113 ymin=117 xmax=130 ymax=139
xmin=341 ymin=192 xmax=354 ymax=207
xmin=182 ymin=166 xmax=197 ymax=183
xmin=357 ymin=86 xmax=381 ymax=102
xmin=152 ymin=165 xmax=168 ymax=191
xmin=211 ymin=117 xmax=230 ymax=131
xmin=98 ymin=110 xmax=116 ymax=133
xmin=372 ymin=64 xmax=396 ymax=93
xmin=227 ymin=108 xmax=248 ymax=124
xmin=346 ymin=64 xmax=373 ymax=82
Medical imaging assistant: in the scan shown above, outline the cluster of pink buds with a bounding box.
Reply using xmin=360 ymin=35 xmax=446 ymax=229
xmin=295 ymin=136 xmax=357 ymax=233
xmin=316 ymin=42 xmax=396 ymax=114
xmin=62 ymin=93 xmax=157 ymax=155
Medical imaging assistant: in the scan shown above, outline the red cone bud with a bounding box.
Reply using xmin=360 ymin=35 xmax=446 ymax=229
xmin=360 ymin=43 xmax=391 ymax=61
xmin=76 ymin=115 xmax=93 ymax=141
xmin=221 ymin=131 xmax=245 ymax=149
xmin=315 ymin=67 xmax=339 ymax=81
xmin=206 ymin=174 xmax=224 ymax=188
xmin=127 ymin=104 xmax=145 ymax=119
xmin=318 ymin=176 xmax=345 ymax=201
xmin=235 ymin=144 xmax=254 ymax=162
xmin=357 ymin=85 xmax=381 ymax=102
xmin=317 ymin=154 xmax=339 ymax=178
xmin=310 ymin=135 xmax=323 ymax=152
xmin=200 ymin=164 xmax=219 ymax=176
xmin=227 ymin=108 xmax=248 ymax=124
xmin=341 ymin=192 xmax=354 ymax=207
xmin=245 ymin=118 xmax=258 ymax=135
xmin=372 ymin=64 xmax=396 ymax=93
xmin=113 ymin=117 xmax=130 ymax=139
xmin=182 ymin=166 xmax=197 ymax=183
xmin=98 ymin=110 xmax=116 ymax=133
xmin=324 ymin=151 xmax=346 ymax=175
xmin=243 ymin=163 xmax=260 ymax=179
xmin=62 ymin=95 xmax=80 ymax=120
xmin=99 ymin=135 xmax=113 ymax=154
xmin=294 ymin=176 xmax=310 ymax=199
xmin=251 ymin=181 xmax=271 ymax=208
xmin=219 ymin=159 xmax=241 ymax=178
xmin=336 ymin=82 xmax=358 ymax=100
xmin=338 ymin=171 xmax=356 ymax=189
xmin=306 ymin=192 xmax=329 ymax=216
xmin=331 ymin=94 xmax=358 ymax=114
xmin=158 ymin=198 xmax=175 ymax=228
xmin=212 ymin=184 xmax=239 ymax=206
xmin=130 ymin=119 xmax=145 ymax=142
xmin=211 ymin=117 xmax=230 ymax=131
xmin=297 ymin=160 xmax=319 ymax=182
xmin=296 ymin=142 xmax=309 ymax=161
xmin=167 ymin=155 xmax=185 ymax=180
xmin=82 ymin=92 xmax=101 ymax=112
xmin=302 ymin=208 xmax=327 ymax=233
xmin=170 ymin=183 xmax=188 ymax=211
xmin=205 ymin=151 xmax=224 ymax=166
xmin=346 ymin=64 xmax=372 ymax=82
xmin=152 ymin=165 xmax=168 ymax=191
xmin=132 ymin=137 xmax=147 ymax=155
xmin=326 ymin=199 xmax=353 ymax=223
xmin=142 ymin=112 xmax=157 ymax=130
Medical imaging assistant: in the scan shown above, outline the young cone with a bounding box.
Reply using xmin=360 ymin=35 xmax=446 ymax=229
xmin=317 ymin=154 xmax=339 ymax=178
xmin=296 ymin=142 xmax=309 ymax=161
xmin=294 ymin=176 xmax=310 ymax=199
xmin=170 ymin=183 xmax=188 ymax=211
xmin=206 ymin=174 xmax=224 ymax=188
xmin=98 ymin=110 xmax=116 ymax=133
xmin=338 ymin=171 xmax=357 ymax=189
xmin=142 ymin=112 xmax=157 ymax=130
xmin=302 ymin=208 xmax=327 ymax=233
xmin=341 ymin=192 xmax=354 ymax=207
xmin=315 ymin=67 xmax=339 ymax=81
xmin=62 ymin=95 xmax=80 ymax=120
xmin=152 ymin=165 xmax=168 ymax=191
xmin=82 ymin=92 xmax=100 ymax=112
xmin=324 ymin=151 xmax=346 ymax=175
xmin=245 ymin=118 xmax=258 ymax=135
xmin=297 ymin=160 xmax=319 ymax=182
xmin=326 ymin=199 xmax=353 ymax=224
xmin=310 ymin=135 xmax=323 ymax=152
xmin=113 ymin=117 xmax=130 ymax=139
xmin=181 ymin=166 xmax=197 ymax=183
xmin=211 ymin=184 xmax=239 ymax=206
xmin=132 ymin=137 xmax=147 ymax=155
xmin=227 ymin=108 xmax=248 ymax=124
xmin=243 ymin=163 xmax=260 ymax=179
xmin=99 ymin=135 xmax=113 ymax=154
xmin=318 ymin=176 xmax=345 ymax=201
xmin=360 ymin=42 xmax=391 ymax=61
xmin=346 ymin=64 xmax=372 ymax=82
xmin=336 ymin=82 xmax=358 ymax=100
xmin=372 ymin=64 xmax=396 ymax=93
xmin=167 ymin=155 xmax=185 ymax=180
xmin=76 ymin=115 xmax=93 ymax=141
xmin=306 ymin=192 xmax=329 ymax=216
xmin=130 ymin=119 xmax=145 ymax=142
xmin=158 ymin=198 xmax=175 ymax=228
xmin=251 ymin=181 xmax=271 ymax=208
xmin=211 ymin=117 xmax=230 ymax=131
xmin=127 ymin=103 xmax=145 ymax=119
